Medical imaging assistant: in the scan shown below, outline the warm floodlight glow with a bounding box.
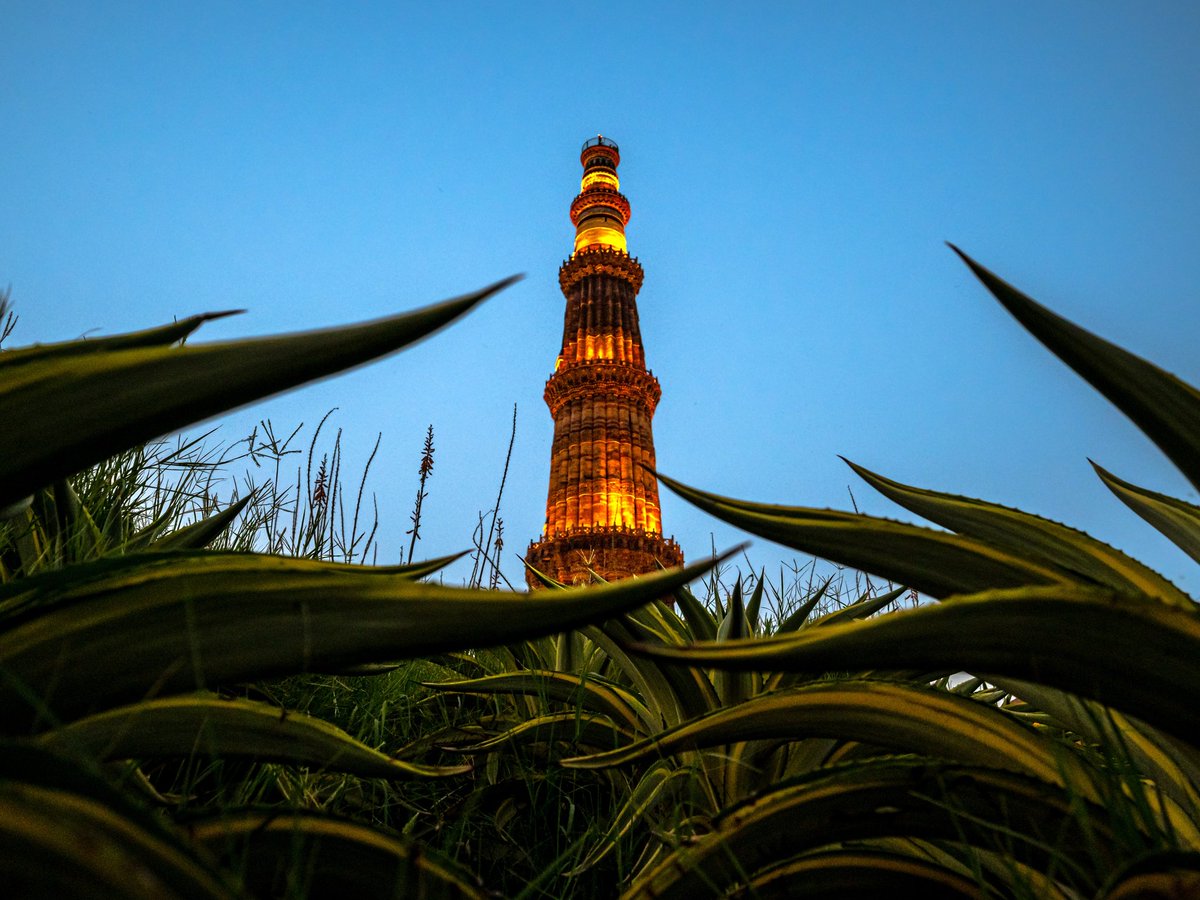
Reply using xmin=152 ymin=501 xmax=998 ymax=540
xmin=526 ymin=137 xmax=683 ymax=588
xmin=574 ymin=226 xmax=627 ymax=253
xmin=581 ymin=170 xmax=619 ymax=191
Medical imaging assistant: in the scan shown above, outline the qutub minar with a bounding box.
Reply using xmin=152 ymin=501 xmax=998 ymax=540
xmin=525 ymin=136 xmax=684 ymax=588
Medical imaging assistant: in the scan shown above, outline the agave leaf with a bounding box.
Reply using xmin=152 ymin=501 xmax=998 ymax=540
xmin=0 ymin=311 xmax=243 ymax=370
xmin=0 ymin=551 xmax=720 ymax=729
xmin=522 ymin=559 xmax=566 ymax=590
xmin=670 ymin=585 xmax=718 ymax=642
xmin=422 ymin=671 xmax=649 ymax=734
xmin=1102 ymin=852 xmax=1200 ymax=900
xmin=1092 ymin=461 xmax=1200 ymax=566
xmin=148 ymin=496 xmax=255 ymax=552
xmin=440 ymin=712 xmax=632 ymax=754
xmin=623 ymin=758 xmax=1131 ymax=900
xmin=951 ymin=245 xmax=1200 ymax=494
xmin=746 ymin=572 xmax=765 ymax=633
xmin=844 ymin=458 xmax=1189 ymax=606
xmin=811 ymin=585 xmax=909 ymax=628
xmin=724 ymin=847 xmax=987 ymax=899
xmin=578 ymin=624 xmax=683 ymax=731
xmin=36 ymin=695 xmax=469 ymax=779
xmin=628 ymin=584 xmax=1200 ymax=751
xmin=603 ymin=613 xmax=723 ymax=723
xmin=656 ymin=473 xmax=1072 ymax=599
xmin=563 ymin=679 xmax=1095 ymax=791
xmin=0 ymin=782 xmax=238 ymax=899
xmin=188 ymin=811 xmax=484 ymax=899
xmin=715 ymin=578 xmax=753 ymax=706
xmin=776 ymin=575 xmax=835 ymax=633
xmin=566 ymin=762 xmax=695 ymax=876
xmin=993 ymin=675 xmax=1200 ymax=827
xmin=0 ymin=279 xmax=517 ymax=509
xmin=0 ymin=743 xmax=235 ymax=898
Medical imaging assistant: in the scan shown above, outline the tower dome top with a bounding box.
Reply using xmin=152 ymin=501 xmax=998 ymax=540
xmin=580 ymin=135 xmax=620 ymax=170
xmin=581 ymin=135 xmax=619 ymax=152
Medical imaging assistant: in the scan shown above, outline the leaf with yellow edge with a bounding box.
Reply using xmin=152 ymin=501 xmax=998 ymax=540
xmin=628 ymin=584 xmax=1200 ymax=751
xmin=0 ymin=550 xmax=723 ymax=730
xmin=189 ymin=811 xmax=485 ymax=900
xmin=566 ymin=762 xmax=695 ymax=876
xmin=842 ymin=458 xmax=1189 ymax=606
xmin=440 ymin=712 xmax=633 ymax=754
xmin=1092 ymin=460 xmax=1200 ymax=566
xmin=656 ymin=472 xmax=1073 ymax=599
xmin=563 ymin=679 xmax=1096 ymax=792
xmin=622 ymin=758 xmax=1134 ymax=900
xmin=0 ymin=311 xmax=243 ymax=369
xmin=37 ymin=695 xmax=470 ymax=779
xmin=0 ymin=742 xmax=236 ymax=899
xmin=423 ymin=670 xmax=650 ymax=734
xmin=724 ymin=847 xmax=987 ymax=900
xmin=951 ymin=244 xmax=1200 ymax=494
xmin=0 ymin=279 xmax=517 ymax=509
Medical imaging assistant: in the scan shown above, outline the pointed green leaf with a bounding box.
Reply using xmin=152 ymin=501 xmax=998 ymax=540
xmin=0 ymin=311 xmax=243 ymax=370
xmin=951 ymin=244 xmax=1200 ymax=494
xmin=715 ymin=578 xmax=753 ymax=706
xmin=1092 ymin=461 xmax=1200 ymax=565
xmin=564 ymin=679 xmax=1098 ymax=795
xmin=148 ymin=496 xmax=254 ymax=551
xmin=422 ymin=671 xmax=649 ymax=734
xmin=37 ymin=695 xmax=469 ymax=779
xmin=629 ymin=584 xmax=1200 ymax=750
xmin=624 ymin=758 xmax=1130 ymax=900
xmin=657 ymin=473 xmax=1071 ymax=598
xmin=844 ymin=458 xmax=1188 ymax=606
xmin=566 ymin=762 xmax=695 ymax=876
xmin=745 ymin=571 xmax=765 ymax=633
xmin=811 ymin=585 xmax=908 ymax=627
xmin=725 ymin=848 xmax=987 ymax=900
xmin=776 ymin=575 xmax=834 ymax=633
xmin=0 ymin=744 xmax=235 ymax=898
xmin=440 ymin=712 xmax=631 ymax=754
xmin=671 ymin=585 xmax=718 ymax=642
xmin=0 ymin=279 xmax=517 ymax=509
xmin=189 ymin=812 xmax=485 ymax=899
xmin=0 ymin=550 xmax=720 ymax=729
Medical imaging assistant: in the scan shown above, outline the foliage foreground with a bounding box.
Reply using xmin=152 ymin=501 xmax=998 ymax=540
xmin=3 ymin=246 xmax=1200 ymax=899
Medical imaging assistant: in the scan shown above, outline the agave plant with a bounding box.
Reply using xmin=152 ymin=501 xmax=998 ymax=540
xmin=0 ymin=284 xmax=718 ymax=897
xmin=565 ymin=248 xmax=1200 ymax=898
xmin=418 ymin=571 xmax=913 ymax=890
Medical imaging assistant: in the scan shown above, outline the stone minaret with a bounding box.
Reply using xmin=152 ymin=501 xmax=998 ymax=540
xmin=525 ymin=136 xmax=683 ymax=588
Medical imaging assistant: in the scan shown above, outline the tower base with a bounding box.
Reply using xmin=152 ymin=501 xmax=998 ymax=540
xmin=525 ymin=528 xmax=684 ymax=589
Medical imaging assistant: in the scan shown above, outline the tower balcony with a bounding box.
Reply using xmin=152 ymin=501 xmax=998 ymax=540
xmin=559 ymin=247 xmax=644 ymax=292
xmin=581 ymin=136 xmax=619 ymax=152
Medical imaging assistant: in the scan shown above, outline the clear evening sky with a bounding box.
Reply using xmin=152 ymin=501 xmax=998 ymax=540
xmin=5 ymin=3 xmax=1199 ymax=593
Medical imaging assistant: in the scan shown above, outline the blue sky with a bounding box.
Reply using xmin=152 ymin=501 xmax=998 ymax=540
xmin=5 ymin=3 xmax=1200 ymax=593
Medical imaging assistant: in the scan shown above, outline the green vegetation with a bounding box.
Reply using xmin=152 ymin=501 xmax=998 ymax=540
xmin=4 ymin=245 xmax=1200 ymax=898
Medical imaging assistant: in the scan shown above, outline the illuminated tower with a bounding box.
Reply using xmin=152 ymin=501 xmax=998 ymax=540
xmin=526 ymin=136 xmax=684 ymax=588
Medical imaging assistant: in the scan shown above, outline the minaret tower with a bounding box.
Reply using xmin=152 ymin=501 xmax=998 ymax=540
xmin=526 ymin=136 xmax=684 ymax=588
